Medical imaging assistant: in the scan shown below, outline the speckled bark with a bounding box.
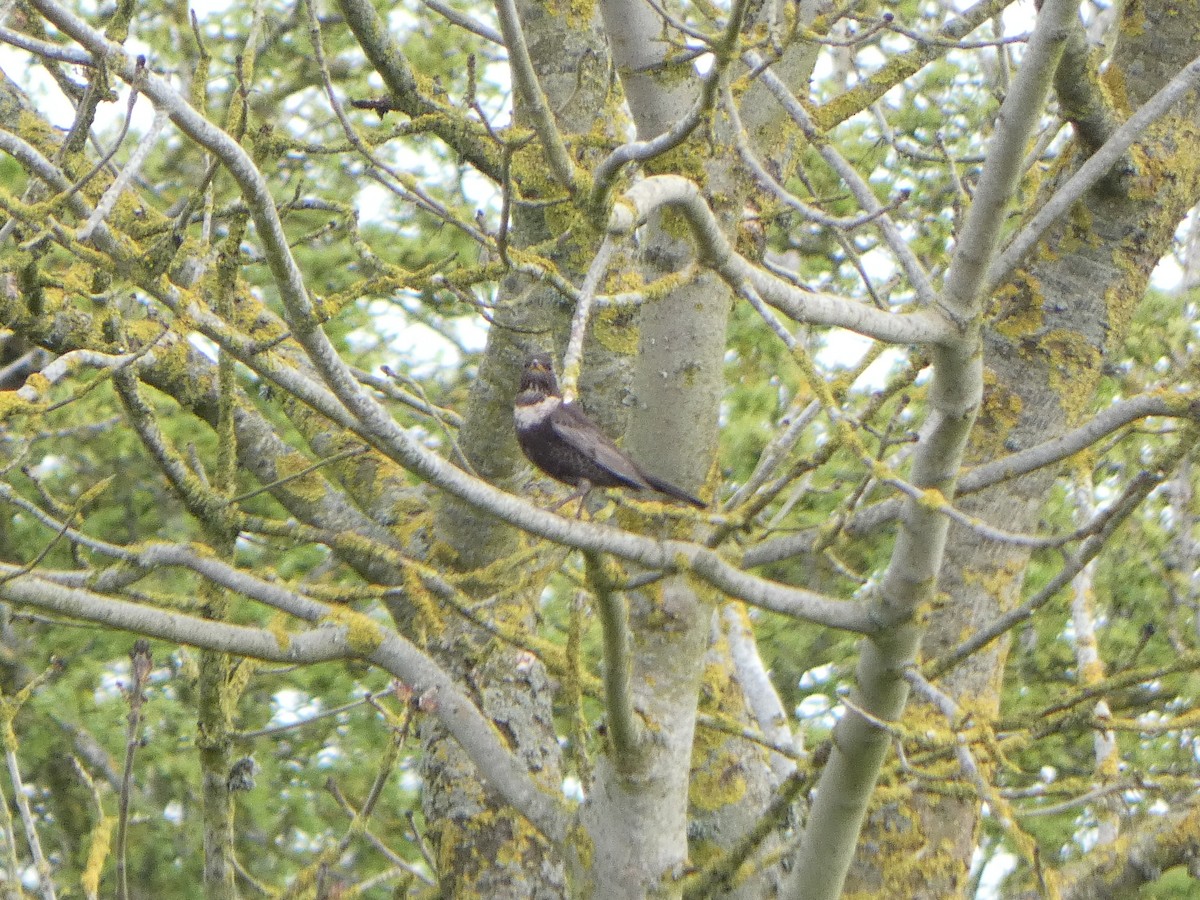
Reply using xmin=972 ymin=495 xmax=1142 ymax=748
xmin=848 ymin=4 xmax=1200 ymax=896
xmin=416 ymin=0 xmax=618 ymax=894
xmin=600 ymin=0 xmax=824 ymax=888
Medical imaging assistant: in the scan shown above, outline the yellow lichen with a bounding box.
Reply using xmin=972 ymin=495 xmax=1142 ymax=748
xmin=989 ymin=271 xmax=1045 ymax=341
xmin=592 ymin=306 xmax=640 ymax=355
xmin=0 ymin=391 xmax=32 ymax=422
xmin=266 ymin=613 xmax=292 ymax=652
xmin=80 ymin=815 xmax=115 ymax=897
xmin=322 ymin=606 xmax=385 ymax=655
xmin=1038 ymin=328 xmax=1102 ymax=425
xmin=969 ymin=369 xmax=1024 ymax=461
xmin=272 ymin=451 xmax=330 ymax=503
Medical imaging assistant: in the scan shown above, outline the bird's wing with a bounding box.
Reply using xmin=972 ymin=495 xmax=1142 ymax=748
xmin=549 ymin=403 xmax=649 ymax=489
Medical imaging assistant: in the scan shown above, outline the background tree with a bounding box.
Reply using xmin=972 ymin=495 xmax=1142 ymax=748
xmin=0 ymin=0 xmax=1198 ymax=898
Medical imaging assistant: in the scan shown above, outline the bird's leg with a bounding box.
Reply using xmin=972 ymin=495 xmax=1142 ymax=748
xmin=573 ymin=481 xmax=594 ymax=520
xmin=549 ymin=480 xmax=592 ymax=516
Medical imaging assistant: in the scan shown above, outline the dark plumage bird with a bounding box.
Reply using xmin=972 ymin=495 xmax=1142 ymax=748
xmin=513 ymin=353 xmax=705 ymax=508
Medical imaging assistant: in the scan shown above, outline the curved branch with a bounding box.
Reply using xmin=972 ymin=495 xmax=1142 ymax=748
xmin=987 ymin=49 xmax=1200 ymax=295
xmin=723 ymin=604 xmax=797 ymax=783
xmin=959 ymin=392 xmax=1192 ymax=489
xmin=493 ymin=0 xmax=577 ymax=192
xmin=744 ymin=391 xmax=1190 ymax=569
xmin=560 ymin=234 xmax=617 ymax=401
xmin=0 ymin=254 xmax=867 ymax=637
xmin=610 ymin=175 xmax=954 ymax=345
xmin=0 ymin=564 xmax=570 ymax=845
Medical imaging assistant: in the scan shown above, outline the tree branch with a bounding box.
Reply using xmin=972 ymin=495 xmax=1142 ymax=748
xmin=609 ymin=175 xmax=954 ymax=345
xmin=0 ymin=566 xmax=571 ymax=845
xmin=585 ymin=553 xmax=640 ymax=765
xmin=987 ymin=49 xmax=1200 ymax=294
xmin=493 ymin=0 xmax=577 ymax=192
xmin=744 ymin=391 xmax=1191 ymax=568
xmin=333 ymin=0 xmax=501 ymax=180
xmin=784 ymin=1 xmax=1081 ymax=895
xmin=939 ymin=0 xmax=1077 ymax=325
xmin=745 ymin=54 xmax=937 ymax=308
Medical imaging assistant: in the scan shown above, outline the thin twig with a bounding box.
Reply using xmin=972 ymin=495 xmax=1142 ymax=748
xmin=585 ymin=552 xmax=640 ymax=762
xmin=745 ymin=53 xmax=937 ymax=307
xmin=116 ymin=640 xmax=152 ymax=900
xmin=420 ymin=0 xmax=501 ymax=43
xmin=929 ymin=460 xmax=1176 ymax=678
xmin=492 ymin=0 xmax=576 ymax=191
xmin=559 ymin=235 xmax=616 ymax=402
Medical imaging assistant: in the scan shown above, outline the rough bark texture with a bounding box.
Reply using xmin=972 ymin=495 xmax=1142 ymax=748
xmin=849 ymin=2 xmax=1200 ymax=894
xmin=417 ymin=0 xmax=617 ymax=893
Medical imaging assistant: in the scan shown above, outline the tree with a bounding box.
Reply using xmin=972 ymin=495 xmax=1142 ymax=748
xmin=0 ymin=0 xmax=1198 ymax=896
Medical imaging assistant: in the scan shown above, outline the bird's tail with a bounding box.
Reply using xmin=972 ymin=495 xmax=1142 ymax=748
xmin=642 ymin=472 xmax=706 ymax=508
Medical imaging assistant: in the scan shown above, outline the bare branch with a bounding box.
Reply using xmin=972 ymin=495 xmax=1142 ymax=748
xmin=938 ymin=0 xmax=1078 ymax=325
xmin=420 ymin=0 xmax=501 ymax=43
xmin=585 ymin=553 xmax=640 ymax=764
xmin=0 ymin=23 xmax=93 ymax=64
xmin=493 ymin=0 xmax=577 ymax=192
xmin=988 ymin=49 xmax=1200 ymax=294
xmin=0 ymin=567 xmax=571 ymax=845
xmin=610 ymin=176 xmax=954 ymax=345
xmin=745 ymin=53 xmax=937 ymax=308
xmin=560 ymin=235 xmax=617 ymax=402
xmin=723 ymin=604 xmax=797 ymax=783
xmin=744 ymin=391 xmax=1191 ymax=568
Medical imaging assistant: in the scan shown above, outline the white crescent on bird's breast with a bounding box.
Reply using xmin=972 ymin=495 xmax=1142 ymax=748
xmin=513 ymin=394 xmax=562 ymax=429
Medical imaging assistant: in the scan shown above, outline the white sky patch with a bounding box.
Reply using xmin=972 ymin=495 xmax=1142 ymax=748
xmin=795 ymin=694 xmax=832 ymax=719
xmin=973 ymin=847 xmax=1018 ymax=899
xmin=816 ymin=328 xmax=873 ymax=372
xmin=562 ymin=775 xmax=585 ymax=801
xmin=348 ymin=297 xmax=488 ymax=370
xmin=1001 ymin=0 xmax=1039 ymax=35
xmin=798 ymin=662 xmax=835 ymax=687
xmin=315 ymin=743 xmax=342 ymax=768
xmin=1152 ymin=254 xmax=1184 ymax=290
xmin=858 ymin=346 xmax=910 ymax=387
xmin=796 ymin=664 xmax=840 ymax=728
xmin=268 ymin=687 xmax=321 ymax=728
xmin=96 ymin=658 xmax=131 ymax=703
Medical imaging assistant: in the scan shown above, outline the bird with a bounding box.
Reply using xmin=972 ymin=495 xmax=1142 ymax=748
xmin=513 ymin=353 xmax=706 ymax=509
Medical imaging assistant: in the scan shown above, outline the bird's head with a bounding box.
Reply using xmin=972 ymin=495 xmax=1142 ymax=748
xmin=519 ymin=353 xmax=560 ymax=398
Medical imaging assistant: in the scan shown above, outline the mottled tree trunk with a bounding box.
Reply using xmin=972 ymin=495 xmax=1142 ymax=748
xmin=851 ymin=3 xmax=1200 ymax=894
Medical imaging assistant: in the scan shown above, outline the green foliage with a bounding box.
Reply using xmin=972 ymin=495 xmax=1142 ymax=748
xmin=1140 ymin=866 xmax=1200 ymax=898
xmin=0 ymin=0 xmax=1197 ymax=895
